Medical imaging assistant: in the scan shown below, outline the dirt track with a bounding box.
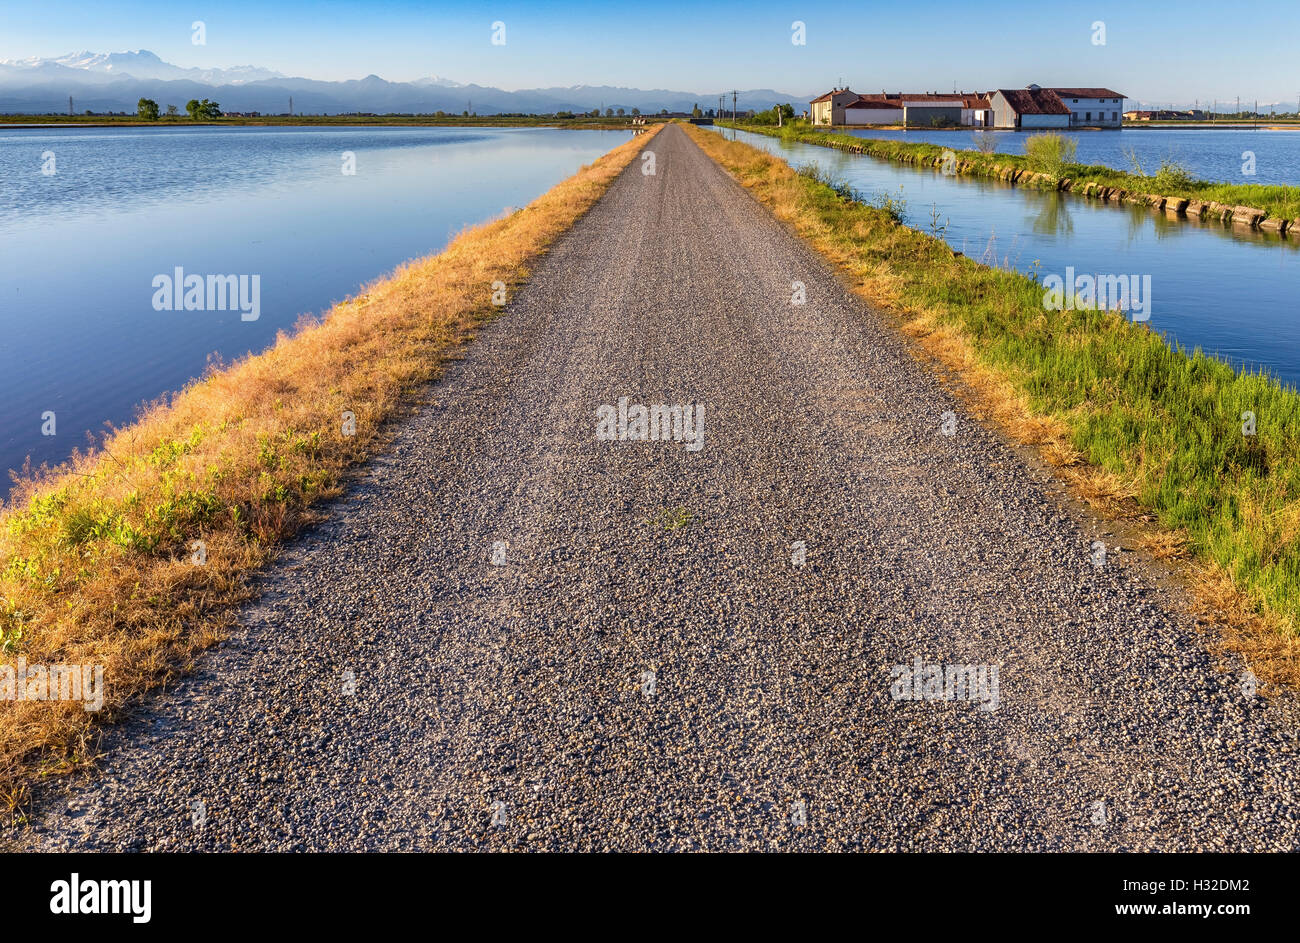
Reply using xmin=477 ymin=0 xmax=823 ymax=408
xmin=14 ymin=123 xmax=1300 ymax=852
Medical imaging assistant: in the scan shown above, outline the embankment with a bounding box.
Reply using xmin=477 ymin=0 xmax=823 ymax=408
xmin=720 ymin=122 xmax=1300 ymax=234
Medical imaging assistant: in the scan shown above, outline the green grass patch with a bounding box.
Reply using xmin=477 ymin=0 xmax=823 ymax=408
xmin=691 ymin=124 xmax=1300 ymax=647
xmin=722 ymin=121 xmax=1300 ymax=222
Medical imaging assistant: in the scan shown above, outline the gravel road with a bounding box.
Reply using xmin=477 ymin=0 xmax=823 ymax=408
xmin=13 ymin=124 xmax=1300 ymax=851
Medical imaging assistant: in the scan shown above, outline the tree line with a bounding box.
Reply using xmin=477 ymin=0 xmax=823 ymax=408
xmin=136 ymin=98 xmax=222 ymax=120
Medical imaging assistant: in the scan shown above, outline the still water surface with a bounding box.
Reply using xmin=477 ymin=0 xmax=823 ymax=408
xmin=0 ymin=125 xmax=627 ymax=496
xmin=717 ymin=126 xmax=1299 ymax=394
xmin=842 ymin=126 xmax=1300 ymax=185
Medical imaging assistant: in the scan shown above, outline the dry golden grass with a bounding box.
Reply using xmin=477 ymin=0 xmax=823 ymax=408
xmin=1196 ymin=563 xmax=1300 ymax=695
xmin=0 ymin=126 xmax=659 ymax=809
xmin=684 ymin=123 xmax=1300 ymax=695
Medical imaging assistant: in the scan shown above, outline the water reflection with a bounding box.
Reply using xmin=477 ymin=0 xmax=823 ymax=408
xmin=0 ymin=126 xmax=627 ymax=493
xmin=1029 ymin=191 xmax=1074 ymax=237
xmin=717 ymin=126 xmax=1300 ymax=388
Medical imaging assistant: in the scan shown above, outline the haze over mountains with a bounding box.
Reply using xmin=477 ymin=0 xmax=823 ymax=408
xmin=0 ymin=49 xmax=806 ymax=114
xmin=3 ymin=49 xmax=1285 ymax=116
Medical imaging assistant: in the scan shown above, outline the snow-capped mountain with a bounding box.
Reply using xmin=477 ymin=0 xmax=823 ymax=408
xmin=0 ymin=50 xmax=807 ymax=115
xmin=410 ymin=75 xmax=466 ymax=89
xmin=0 ymin=49 xmax=283 ymax=85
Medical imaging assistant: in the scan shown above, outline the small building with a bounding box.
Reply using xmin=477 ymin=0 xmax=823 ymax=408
xmin=1125 ymin=108 xmax=1203 ymax=122
xmin=1046 ymin=87 xmax=1125 ymax=127
xmin=960 ymin=95 xmax=993 ymax=127
xmin=989 ymin=87 xmax=1072 ymax=129
xmin=810 ymin=88 xmax=862 ymax=126
xmin=839 ymin=91 xmax=991 ymax=127
xmin=900 ymin=97 xmax=964 ymax=127
xmin=843 ymin=96 xmax=902 ymax=125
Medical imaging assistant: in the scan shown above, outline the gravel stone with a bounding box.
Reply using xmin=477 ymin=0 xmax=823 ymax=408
xmin=9 ymin=124 xmax=1300 ymax=852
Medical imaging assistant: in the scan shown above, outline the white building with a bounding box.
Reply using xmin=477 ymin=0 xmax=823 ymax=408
xmin=843 ymin=98 xmax=902 ymax=125
xmin=1045 ymin=87 xmax=1125 ymax=128
xmin=989 ymin=88 xmax=1072 ymax=129
xmin=839 ymin=92 xmax=991 ymax=127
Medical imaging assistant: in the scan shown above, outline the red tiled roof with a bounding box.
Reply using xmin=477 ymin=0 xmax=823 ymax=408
xmin=846 ymin=96 xmax=902 ymax=109
xmin=992 ymin=88 xmax=1071 ymax=115
xmin=811 ymin=89 xmax=855 ymax=104
xmin=850 ymin=92 xmax=990 ymax=109
xmin=1047 ymin=87 xmax=1125 ymax=99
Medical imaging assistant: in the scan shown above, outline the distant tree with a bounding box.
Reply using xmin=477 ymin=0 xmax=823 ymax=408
xmin=692 ymin=103 xmax=702 ymax=118
xmin=185 ymin=98 xmax=222 ymax=119
xmin=137 ymin=98 xmax=160 ymax=120
xmin=631 ymin=107 xmax=640 ymax=116
xmin=165 ymin=103 xmax=179 ymax=117
xmin=616 ymin=107 xmax=625 ymax=116
xmin=605 ymin=107 xmax=614 ymax=117
xmin=659 ymin=108 xmax=667 ymax=115
xmin=588 ymin=108 xmax=600 ymax=118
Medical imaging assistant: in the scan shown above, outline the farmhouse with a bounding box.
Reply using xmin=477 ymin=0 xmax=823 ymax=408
xmin=1125 ymin=109 xmax=1205 ymax=122
xmin=814 ymin=89 xmax=992 ymax=127
xmin=989 ymin=87 xmax=1072 ymax=129
xmin=1048 ymin=87 xmax=1125 ymax=127
xmin=812 ymin=84 xmax=1123 ymax=130
xmin=991 ymin=85 xmax=1125 ymax=128
xmin=810 ymin=88 xmax=861 ymax=126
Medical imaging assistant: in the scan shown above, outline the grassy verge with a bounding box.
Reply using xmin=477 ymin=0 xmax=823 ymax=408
xmin=719 ymin=121 xmax=1300 ymax=227
xmin=0 ymin=125 xmax=660 ymax=809
xmin=685 ymin=123 xmax=1300 ymax=689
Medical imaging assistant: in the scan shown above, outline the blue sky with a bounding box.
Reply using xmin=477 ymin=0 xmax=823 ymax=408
xmin=3 ymin=0 xmax=1297 ymax=104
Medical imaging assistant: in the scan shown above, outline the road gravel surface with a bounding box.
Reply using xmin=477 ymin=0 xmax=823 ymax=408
xmin=13 ymin=124 xmax=1300 ymax=852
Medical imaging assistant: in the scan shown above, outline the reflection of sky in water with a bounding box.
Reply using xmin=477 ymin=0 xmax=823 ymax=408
xmin=0 ymin=126 xmax=497 ymax=223
xmin=0 ymin=126 xmax=628 ymax=492
xmin=721 ymin=127 xmax=1299 ymax=390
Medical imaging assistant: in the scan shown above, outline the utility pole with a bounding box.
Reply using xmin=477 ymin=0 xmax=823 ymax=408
xmin=68 ymin=95 xmax=73 ymax=116
xmin=732 ymin=89 xmax=738 ymax=122
xmin=289 ymin=95 xmax=293 ymax=115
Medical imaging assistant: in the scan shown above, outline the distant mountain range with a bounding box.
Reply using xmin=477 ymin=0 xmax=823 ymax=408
xmin=1 ymin=50 xmax=285 ymax=85
xmin=0 ymin=50 xmax=808 ymax=115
